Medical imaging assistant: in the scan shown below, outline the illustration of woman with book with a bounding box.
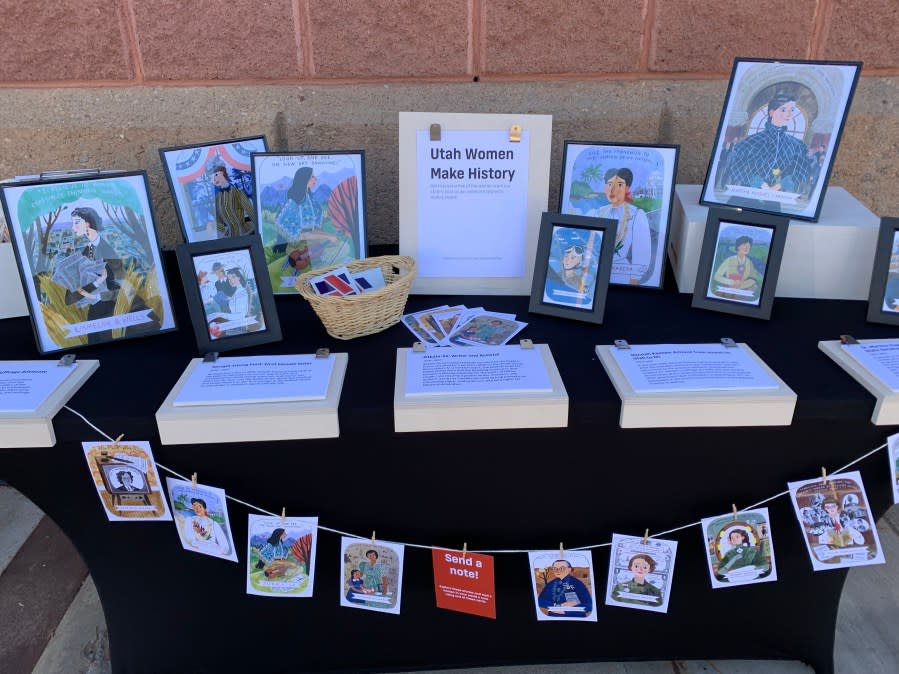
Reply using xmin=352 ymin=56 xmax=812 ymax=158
xmin=711 ymin=235 xmax=763 ymax=303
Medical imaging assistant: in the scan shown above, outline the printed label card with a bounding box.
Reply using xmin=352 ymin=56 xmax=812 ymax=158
xmin=789 ymin=470 xmax=884 ymax=571
xmin=701 ymin=508 xmax=777 ymax=589
xmin=247 ymin=515 xmax=318 ymax=598
xmin=605 ymin=534 xmax=677 ymax=613
xmin=432 ymin=548 xmax=496 ymax=619
xmin=528 ymin=550 xmax=597 ymax=622
xmin=82 ymin=441 xmax=172 ymax=522
xmin=165 ymin=478 xmax=238 ymax=562
xmin=888 ymin=432 xmax=899 ymax=504
xmin=340 ymin=537 xmax=405 ymax=614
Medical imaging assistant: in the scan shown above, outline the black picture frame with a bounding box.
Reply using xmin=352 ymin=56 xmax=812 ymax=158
xmin=700 ymin=58 xmax=861 ymax=223
xmin=866 ymin=217 xmax=899 ymax=326
xmin=159 ymin=135 xmax=269 ymax=243
xmin=0 ymin=170 xmax=178 ymax=354
xmin=175 ymin=235 xmax=282 ymax=354
xmin=691 ymin=208 xmax=789 ymax=320
xmin=250 ymin=150 xmax=369 ymax=294
xmin=527 ymin=212 xmax=616 ymax=324
xmin=558 ymin=140 xmax=680 ymax=290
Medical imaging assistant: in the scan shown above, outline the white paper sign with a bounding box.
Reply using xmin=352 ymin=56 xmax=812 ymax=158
xmin=404 ymin=346 xmax=552 ymax=396
xmin=174 ymin=355 xmax=335 ymax=407
xmin=841 ymin=342 xmax=899 ymax=392
xmin=609 ymin=344 xmax=779 ymax=393
xmin=416 ymin=130 xmax=530 ymax=278
xmin=0 ymin=361 xmax=76 ymax=412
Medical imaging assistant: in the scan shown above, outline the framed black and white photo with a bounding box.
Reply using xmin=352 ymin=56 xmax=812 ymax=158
xmin=528 ymin=212 xmax=616 ymax=324
xmin=0 ymin=170 xmax=177 ymax=354
xmin=559 ymin=141 xmax=679 ymax=289
xmin=866 ymin=217 xmax=899 ymax=326
xmin=175 ymin=235 xmax=281 ymax=354
xmin=251 ymin=150 xmax=368 ymax=294
xmin=691 ymin=208 xmax=788 ymax=320
xmin=701 ymin=58 xmax=861 ymax=222
xmin=159 ymin=136 xmax=268 ymax=243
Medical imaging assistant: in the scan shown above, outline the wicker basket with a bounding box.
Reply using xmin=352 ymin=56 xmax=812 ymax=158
xmin=295 ymin=256 xmax=417 ymax=340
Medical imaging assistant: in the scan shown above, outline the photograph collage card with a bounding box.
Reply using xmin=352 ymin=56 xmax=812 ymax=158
xmin=246 ymin=514 xmax=318 ymax=598
xmin=605 ymin=534 xmax=677 ymax=613
xmin=701 ymin=508 xmax=777 ymax=589
xmin=252 ymin=151 xmax=367 ymax=294
xmin=340 ymin=537 xmax=405 ymax=614
xmin=560 ymin=142 xmax=679 ymax=288
xmin=82 ymin=441 xmax=171 ymax=522
xmin=528 ymin=550 xmax=597 ymax=621
xmin=0 ymin=172 xmax=176 ymax=353
xmin=789 ymin=470 xmax=884 ymax=571
xmin=166 ymin=478 xmax=238 ymax=562
xmin=160 ymin=136 xmax=267 ymax=243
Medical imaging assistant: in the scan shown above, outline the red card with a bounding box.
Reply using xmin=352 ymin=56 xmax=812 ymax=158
xmin=432 ymin=549 xmax=496 ymax=619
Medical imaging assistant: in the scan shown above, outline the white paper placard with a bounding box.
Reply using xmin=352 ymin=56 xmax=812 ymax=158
xmin=173 ymin=355 xmax=336 ymax=407
xmin=0 ymin=361 xmax=78 ymax=412
xmin=840 ymin=342 xmax=899 ymax=392
xmin=608 ymin=343 xmax=779 ymax=393
xmin=399 ymin=111 xmax=552 ymax=295
xmin=404 ymin=346 xmax=552 ymax=396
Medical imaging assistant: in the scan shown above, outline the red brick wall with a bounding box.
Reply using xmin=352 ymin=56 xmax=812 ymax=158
xmin=1 ymin=0 xmax=895 ymax=86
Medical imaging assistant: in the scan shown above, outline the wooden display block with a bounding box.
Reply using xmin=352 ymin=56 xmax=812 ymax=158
xmin=155 ymin=354 xmax=347 ymax=445
xmin=394 ymin=343 xmax=568 ymax=432
xmin=819 ymin=339 xmax=899 ymax=425
xmin=0 ymin=359 xmax=99 ymax=447
xmin=668 ymin=185 xmax=879 ymax=298
xmin=596 ymin=343 xmax=796 ymax=429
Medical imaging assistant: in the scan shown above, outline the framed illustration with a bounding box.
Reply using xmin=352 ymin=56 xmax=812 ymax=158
xmin=251 ymin=151 xmax=367 ymax=294
xmin=691 ymin=208 xmax=788 ymax=320
xmin=0 ymin=171 xmax=177 ymax=354
xmin=159 ymin=135 xmax=268 ymax=243
xmin=700 ymin=58 xmax=861 ymax=222
xmin=866 ymin=217 xmax=899 ymax=325
xmin=528 ymin=212 xmax=616 ymax=324
xmin=559 ymin=141 xmax=679 ymax=289
xmin=175 ymin=234 xmax=282 ymax=354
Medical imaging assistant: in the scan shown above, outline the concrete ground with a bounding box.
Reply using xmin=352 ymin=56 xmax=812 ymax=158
xmin=1 ymin=485 xmax=896 ymax=674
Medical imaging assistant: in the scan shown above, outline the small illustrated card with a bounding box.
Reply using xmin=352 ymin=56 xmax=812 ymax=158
xmin=166 ymin=478 xmax=238 ymax=562
xmin=340 ymin=537 xmax=405 ymax=614
xmin=247 ymin=514 xmax=318 ymax=598
xmin=432 ymin=548 xmax=496 ymax=619
xmin=889 ymin=432 xmax=899 ymax=504
xmin=309 ymin=266 xmax=357 ymax=296
xmin=701 ymin=508 xmax=777 ymax=589
xmin=401 ymin=305 xmax=449 ymax=346
xmin=789 ymin=470 xmax=884 ymax=571
xmin=350 ymin=267 xmax=385 ymax=292
xmin=528 ymin=550 xmax=597 ymax=622
xmin=82 ymin=441 xmax=172 ymax=522
xmin=448 ymin=314 xmax=527 ymax=347
xmin=605 ymin=534 xmax=677 ymax=613
xmin=415 ymin=305 xmax=466 ymax=344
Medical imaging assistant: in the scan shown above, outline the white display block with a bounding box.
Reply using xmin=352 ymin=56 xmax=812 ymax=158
xmin=668 ymin=185 xmax=879 ymax=298
xmin=155 ymin=354 xmax=348 ymax=444
xmin=818 ymin=339 xmax=899 ymax=425
xmin=0 ymin=243 xmax=28 ymax=319
xmin=596 ymin=343 xmax=796 ymax=428
xmin=0 ymin=359 xmax=100 ymax=447
xmin=394 ymin=344 xmax=568 ymax=432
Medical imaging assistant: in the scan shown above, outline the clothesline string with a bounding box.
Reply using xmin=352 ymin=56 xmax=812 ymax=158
xmin=63 ymin=405 xmax=888 ymax=554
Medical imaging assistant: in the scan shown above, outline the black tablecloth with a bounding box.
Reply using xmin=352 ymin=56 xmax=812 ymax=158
xmin=1 ymin=253 xmax=896 ymax=673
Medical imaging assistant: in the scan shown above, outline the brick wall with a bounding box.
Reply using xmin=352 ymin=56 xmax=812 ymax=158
xmin=1 ymin=1 xmax=896 ymax=85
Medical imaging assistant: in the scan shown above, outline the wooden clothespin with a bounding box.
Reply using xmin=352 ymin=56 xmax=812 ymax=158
xmin=559 ymin=542 xmax=564 ymax=558
xmin=732 ymin=504 xmax=738 ymax=521
xmin=642 ymin=529 xmax=650 ymax=545
xmin=113 ymin=434 xmax=124 ymax=446
xmin=462 ymin=542 xmax=468 ymax=559
xmin=371 ymin=531 xmax=376 ymax=545
xmin=821 ymin=466 xmax=828 ymax=487
xmin=280 ymin=507 xmax=286 ymax=524
xmin=191 ymin=472 xmax=197 ymax=488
